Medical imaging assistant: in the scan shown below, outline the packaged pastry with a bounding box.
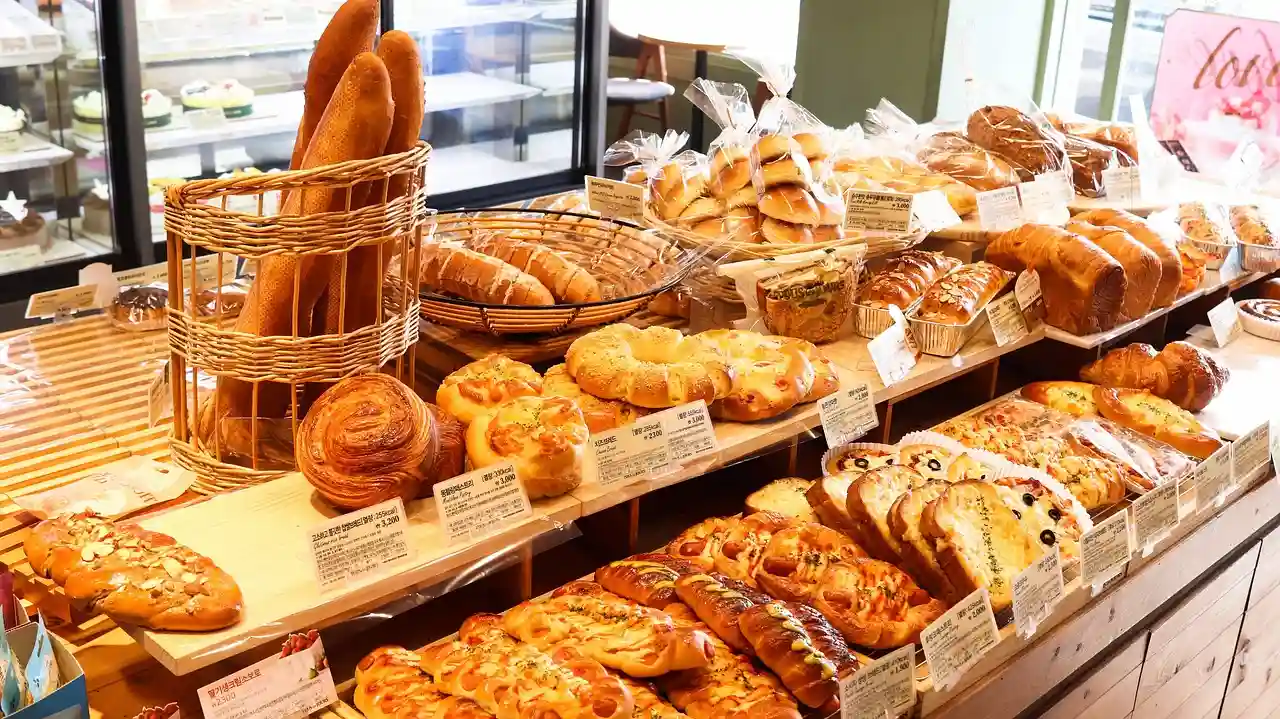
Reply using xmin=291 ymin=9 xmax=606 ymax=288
xmin=966 ymin=104 xmax=1070 ymax=181
xmin=718 ymin=244 xmax=865 ymax=341
xmin=603 ymin=129 xmax=709 ymax=223
xmin=864 ymin=98 xmax=1020 ymax=193
xmin=828 ymin=123 xmax=978 ymax=216
xmin=677 ymin=79 xmax=762 ymax=243
xmin=1059 ymin=119 xmax=1139 ymax=163
xmin=109 ymin=283 xmax=168 ymax=332
xmin=1231 ymin=205 xmax=1280 ymax=272
xmin=0 ymin=629 xmax=25 ymax=714
xmin=1169 ymin=202 xmax=1238 ymax=269
xmin=1062 ymin=133 xmax=1135 ymax=198
xmin=191 ymin=281 xmax=249 ymax=317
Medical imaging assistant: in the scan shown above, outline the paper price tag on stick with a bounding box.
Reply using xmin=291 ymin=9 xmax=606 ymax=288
xmin=591 ymin=414 xmax=669 ymax=489
xmin=200 ymin=634 xmax=336 ymax=719
xmin=976 ymin=186 xmax=1023 ymax=231
xmin=1234 ymin=422 xmax=1270 ymax=481
xmin=1015 ymin=270 xmax=1045 ymax=328
xmin=433 ymin=462 xmax=533 ymax=545
xmin=839 ymin=643 xmax=916 ymax=719
xmin=585 ymin=175 xmax=646 ymax=222
xmin=986 ymin=293 xmax=1029 ymax=347
xmin=868 ymin=306 xmax=918 ymax=387
xmin=1012 ymin=550 xmax=1064 ymax=638
xmin=920 ymin=588 xmax=999 ymax=691
xmin=1207 ymin=297 xmax=1242 ymax=348
xmin=819 ymin=383 xmax=879 ymax=449
xmin=1195 ymin=443 xmax=1234 ymax=511
xmin=1080 ymin=510 xmax=1132 ymax=593
xmin=1131 ymin=480 xmax=1179 ymax=556
xmin=1102 ymin=166 xmax=1142 ymax=205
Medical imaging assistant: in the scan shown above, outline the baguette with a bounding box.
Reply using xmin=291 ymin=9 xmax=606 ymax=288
xmin=206 ymin=52 xmax=394 ymax=455
xmin=288 ymin=0 xmax=379 ymax=172
xmin=470 ymin=234 xmax=602 ymax=303
xmin=420 ymin=245 xmax=555 ymax=305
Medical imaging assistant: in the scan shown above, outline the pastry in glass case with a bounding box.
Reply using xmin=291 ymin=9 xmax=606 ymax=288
xmin=71 ymin=91 xmax=104 ymax=138
xmin=0 ymin=105 xmax=24 ymax=137
xmin=180 ymin=79 xmax=255 ymax=118
xmin=140 ymin=89 xmax=173 ymax=129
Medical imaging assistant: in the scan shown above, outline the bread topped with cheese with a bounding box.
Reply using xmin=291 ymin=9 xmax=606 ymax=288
xmin=1093 ymin=386 xmax=1224 ymax=459
xmin=845 ymin=466 xmax=930 ymax=563
xmin=745 ymin=478 xmax=817 ymax=523
xmin=921 ymin=480 xmax=1042 ymax=612
xmin=1021 ymin=380 xmax=1100 ymax=417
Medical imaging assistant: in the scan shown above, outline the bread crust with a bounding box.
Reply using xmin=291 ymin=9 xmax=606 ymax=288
xmin=594 ymin=553 xmax=698 ymax=609
xmin=805 ymin=474 xmax=859 ymax=536
xmin=745 ymin=478 xmax=818 ymax=523
xmin=738 ymin=602 xmax=838 ymax=708
xmin=845 ymin=466 xmax=929 ymax=562
xmin=420 ymin=245 xmax=555 ymax=306
xmin=542 ymin=363 xmax=649 ymax=433
xmin=812 ymin=558 xmax=946 ymax=649
xmin=1092 ymin=386 xmax=1224 ymax=459
xmin=755 ymin=523 xmax=867 ymax=602
xmin=1068 ymin=220 xmax=1161 ymax=322
xmin=856 ymin=250 xmax=962 ymax=310
xmin=437 ymin=355 xmax=543 ymax=426
xmin=1075 ymin=209 xmax=1182 ymax=308
xmin=701 ymin=330 xmax=816 ymax=422
xmin=470 ymin=234 xmax=601 ymax=304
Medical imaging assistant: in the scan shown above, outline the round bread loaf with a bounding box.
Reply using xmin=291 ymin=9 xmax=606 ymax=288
xmin=700 ymin=329 xmax=816 ymax=422
xmin=754 ymin=133 xmax=801 ymax=163
xmin=565 ymin=324 xmax=734 ymax=408
xmin=760 ymin=216 xmax=814 ymax=244
xmin=759 ymin=155 xmax=813 ymax=189
xmin=542 ymin=364 xmax=649 ymax=433
xmin=792 ymin=131 xmax=831 ymax=161
xmin=710 ymin=145 xmax=751 ymax=198
xmin=436 ymin=355 xmax=542 ymax=426
xmin=759 ymin=186 xmax=820 ymax=225
xmin=465 ymin=395 xmax=588 ymax=499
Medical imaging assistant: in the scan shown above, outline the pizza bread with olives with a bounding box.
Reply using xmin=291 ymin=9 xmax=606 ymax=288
xmin=822 ymin=443 xmax=897 ymax=475
xmin=897 ymin=443 xmax=954 ymax=481
xmin=992 ymin=477 xmax=1084 ymax=563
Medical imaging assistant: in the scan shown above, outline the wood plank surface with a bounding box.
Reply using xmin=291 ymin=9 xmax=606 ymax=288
xmin=1040 ymin=633 xmax=1147 ymax=719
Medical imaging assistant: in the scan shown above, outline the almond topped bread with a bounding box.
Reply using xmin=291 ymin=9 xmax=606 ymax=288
xmin=745 ymin=478 xmax=818 ymax=523
xmin=921 ymin=480 xmax=1042 ymax=612
xmin=1092 ymin=386 xmax=1224 ymax=459
xmin=845 ymin=466 xmax=930 ymax=563
xmin=1021 ymin=380 xmax=1101 ymax=417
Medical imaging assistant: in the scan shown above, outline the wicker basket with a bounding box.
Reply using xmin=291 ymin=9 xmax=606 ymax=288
xmin=165 ymin=143 xmax=432 ymax=495
xmin=421 ymin=209 xmax=697 ymax=335
xmin=643 ymin=205 xmax=925 ymax=263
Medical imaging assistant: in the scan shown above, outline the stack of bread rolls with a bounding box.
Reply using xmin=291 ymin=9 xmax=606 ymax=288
xmin=751 ymin=133 xmax=845 ymax=245
xmin=649 ymin=148 xmax=762 ymax=244
xmin=200 ymin=0 xmax=423 ymax=461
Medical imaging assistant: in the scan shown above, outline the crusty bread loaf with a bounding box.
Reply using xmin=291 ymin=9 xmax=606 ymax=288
xmin=967 ymin=105 xmax=1068 ymax=180
xmin=921 ymin=480 xmax=1042 ymax=612
xmin=916 ymin=132 xmax=1020 ymax=191
xmin=986 ymin=224 xmax=1126 ymax=335
xmin=806 ymin=474 xmax=858 ymax=537
xmin=470 ymin=234 xmax=601 ymax=304
xmin=1074 ymin=209 xmax=1181 ymax=308
xmin=420 ymin=245 xmax=555 ymax=305
xmin=1064 ymin=134 xmax=1133 ymax=198
xmin=746 ymin=478 xmax=818 ymax=522
xmin=913 ymin=262 xmax=1011 ymax=325
xmin=887 ymin=480 xmax=957 ymax=602
xmin=1066 ymin=220 xmax=1161 ymax=322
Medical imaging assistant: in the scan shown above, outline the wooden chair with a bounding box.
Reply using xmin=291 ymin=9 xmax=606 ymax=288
xmin=608 ymin=34 xmax=675 ymax=141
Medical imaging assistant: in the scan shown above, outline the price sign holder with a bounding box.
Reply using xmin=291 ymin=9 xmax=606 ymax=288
xmin=199 ymin=634 xmax=336 ymax=719
xmin=911 ymin=190 xmax=962 ymax=232
xmin=590 ymin=413 xmax=669 ymax=489
xmin=986 ymin=293 xmax=1029 ymax=347
xmin=1195 ymin=442 xmax=1235 ymax=512
xmin=307 ymin=498 xmax=412 ymax=590
xmin=868 ymin=306 xmax=918 ymax=387
xmin=585 ymin=175 xmax=646 ymax=222
xmin=838 ymin=643 xmax=916 ymax=719
xmin=433 ymin=462 xmax=533 ymax=545
xmin=1207 ymin=296 xmax=1242 ymax=348
xmin=25 ymin=284 xmax=99 ymax=321
xmin=1081 ymin=510 xmax=1132 ymax=595
xmin=1101 ymin=166 xmax=1142 ymax=204
xmin=976 ymin=186 xmax=1023 ymax=231
xmin=920 ymin=588 xmax=999 ymax=692
xmin=844 ymin=188 xmax=915 ymax=234
xmin=819 ymin=382 xmax=879 ymax=449
xmin=1012 ymin=550 xmax=1064 ymax=639
xmin=1131 ymin=480 xmax=1179 ymax=556
xmin=1233 ymin=421 xmax=1270 ymax=483
xmin=1015 ymin=270 xmax=1045 ymax=328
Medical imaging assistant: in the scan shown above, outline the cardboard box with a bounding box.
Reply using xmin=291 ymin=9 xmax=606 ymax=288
xmin=6 ymin=621 xmax=87 ymax=719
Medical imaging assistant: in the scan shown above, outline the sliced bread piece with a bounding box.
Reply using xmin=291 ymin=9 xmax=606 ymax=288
xmin=844 ymin=466 xmax=929 ymax=563
xmin=746 ymin=478 xmax=817 ymax=523
xmin=887 ymin=480 xmax=958 ymax=602
xmin=921 ymin=480 xmax=1042 ymax=612
xmin=807 ymin=473 xmax=859 ymax=537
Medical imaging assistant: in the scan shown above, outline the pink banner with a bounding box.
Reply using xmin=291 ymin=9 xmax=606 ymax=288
xmin=1150 ymin=9 xmax=1280 ymax=175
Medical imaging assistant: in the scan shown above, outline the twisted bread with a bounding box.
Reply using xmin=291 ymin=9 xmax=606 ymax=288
xmin=566 ymin=325 xmax=734 ymax=408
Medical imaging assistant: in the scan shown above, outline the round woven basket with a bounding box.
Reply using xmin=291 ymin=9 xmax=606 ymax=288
xmin=421 ymin=208 xmax=697 ymax=335
xmin=644 ymin=205 xmax=926 ymax=263
xmin=165 ymin=142 xmax=432 ymax=495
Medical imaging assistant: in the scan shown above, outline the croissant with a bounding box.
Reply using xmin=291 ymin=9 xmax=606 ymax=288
xmin=297 ymin=373 xmax=450 ymax=509
xmin=1080 ymin=341 xmax=1230 ymax=412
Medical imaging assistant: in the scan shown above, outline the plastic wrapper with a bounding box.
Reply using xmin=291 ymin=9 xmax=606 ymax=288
xmin=963 ymin=96 xmax=1071 ymax=184
xmin=1229 ymin=204 xmax=1280 ymax=272
xmin=603 ymin=129 xmax=712 ymax=225
xmin=715 ymin=245 xmax=866 ymax=341
xmin=23 ymin=617 xmax=56 ymax=704
xmin=1148 ymin=202 xmax=1237 ymax=270
xmin=828 ymin=123 xmax=978 ymax=217
xmin=866 ymin=98 xmax=1020 ymax=192
xmin=735 ymin=55 xmax=845 ymax=245
xmin=108 ymin=283 xmax=168 ymax=332
xmin=0 ymin=629 xmax=25 ymax=714
xmin=679 ymin=79 xmax=762 ymax=244
xmin=189 ymin=280 xmax=249 ymax=318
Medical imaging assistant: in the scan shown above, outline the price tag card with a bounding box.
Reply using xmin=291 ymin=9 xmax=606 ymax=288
xmin=1159 ymin=139 xmax=1200 ymax=173
xmin=1234 ymin=422 xmax=1270 ymax=480
xmin=1080 ymin=510 xmax=1132 ymax=591
xmin=1195 ymin=443 xmax=1235 ymax=511
xmin=9 ymin=455 xmax=192 ymax=520
xmin=660 ymin=400 xmax=719 ymax=464
xmin=844 ymin=189 xmax=915 ymax=233
xmin=591 ymin=414 xmax=669 ymax=488
xmin=920 ymin=588 xmax=999 ymax=691
xmin=838 ymin=643 xmax=916 ymax=719
xmin=199 ymin=634 xmax=337 ymax=719
xmin=585 ymin=176 xmax=646 ymax=222
xmin=867 ymin=321 xmax=917 ymax=387
xmin=1036 ymin=169 xmax=1075 ymax=205
xmin=976 ymin=186 xmax=1023 ymax=231
xmin=186 ymin=107 xmax=228 ymax=131
xmin=911 ymin=190 xmax=962 ymax=232
xmin=986 ymin=293 xmax=1029 ymax=347
xmin=1012 ymin=550 xmax=1064 ymax=638
xmin=308 ymin=498 xmax=412 ymax=590
xmin=1015 ymin=270 xmax=1045 ymax=328
xmin=819 ymin=383 xmax=879 ymax=449
xmin=114 ymin=253 xmax=236 ymax=290
xmin=1101 ymin=166 xmax=1142 ymax=204
xmin=433 ymin=462 xmax=533 ymax=545
xmin=1207 ymin=296 xmax=1242 ymax=347
xmin=1132 ymin=480 xmax=1179 ymax=554
xmin=25 ymin=284 xmax=98 ymax=319
xmin=0 ymin=245 xmax=41 ymax=267
xmin=1017 ymin=179 xmax=1064 ymax=224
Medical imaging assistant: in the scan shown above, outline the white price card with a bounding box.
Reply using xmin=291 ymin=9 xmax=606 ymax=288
xmin=1195 ymin=442 xmax=1235 ymax=511
xmin=911 ymin=190 xmax=962 ymax=232
xmin=920 ymin=588 xmax=999 ymax=691
xmin=1102 ymin=165 xmax=1142 ymax=204
xmin=867 ymin=318 xmax=917 ymax=387
xmin=1012 ymin=549 xmax=1064 ymax=639
xmin=1131 ymin=480 xmax=1179 ymax=555
xmin=1080 ymin=510 xmax=1132 ymax=592
xmin=200 ymin=634 xmax=337 ymax=719
xmin=1017 ymin=179 xmax=1065 ymax=224
xmin=659 ymin=400 xmax=719 ymax=465
xmin=976 ymin=186 xmax=1023 ymax=231
xmin=590 ymin=414 xmax=669 ymax=489
xmin=114 ymin=253 xmax=237 ymax=290
xmin=585 ymin=175 xmax=646 ymax=222
xmin=25 ymin=284 xmax=98 ymax=319
xmin=985 ymin=293 xmax=1029 ymax=347
xmin=1015 ymin=269 xmax=1045 ymax=328
xmin=844 ymin=188 xmax=915 ymax=234
xmin=433 ymin=462 xmax=533 ymax=545
xmin=1207 ymin=296 xmax=1242 ymax=347
xmin=839 ymin=643 xmax=916 ymax=719
xmin=0 ymin=245 xmax=40 ymax=267
xmin=1036 ymin=169 xmax=1075 ymax=205
xmin=819 ymin=382 xmax=879 ymax=449
xmin=1234 ymin=421 xmax=1271 ymax=481
xmin=308 ymin=498 xmax=412 ymax=590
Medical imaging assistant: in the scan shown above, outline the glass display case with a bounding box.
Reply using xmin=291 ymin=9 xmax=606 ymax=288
xmin=0 ymin=0 xmax=120 ymax=299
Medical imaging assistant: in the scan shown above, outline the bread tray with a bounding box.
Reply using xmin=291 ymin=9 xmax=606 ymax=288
xmin=1239 ymin=240 xmax=1280 ymax=273
xmin=907 ymin=306 xmax=990 ymax=357
xmin=1188 ymin=236 xmax=1236 ymax=270
xmin=853 ymin=298 xmax=923 ymax=340
xmin=1237 ymin=300 xmax=1280 ymax=342
xmin=422 ymin=208 xmax=697 ymax=336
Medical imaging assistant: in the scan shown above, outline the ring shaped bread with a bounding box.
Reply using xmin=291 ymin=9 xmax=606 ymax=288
xmin=566 ymin=324 xmax=735 ymax=408
xmin=812 ymin=558 xmax=946 ymax=649
xmin=700 ymin=330 xmax=816 ymax=422
xmin=437 ymin=354 xmax=542 ymax=425
xmin=465 ymin=395 xmax=589 ymax=499
xmin=755 ymin=524 xmax=868 ymax=602
xmin=542 ymin=363 xmax=649 ymax=433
